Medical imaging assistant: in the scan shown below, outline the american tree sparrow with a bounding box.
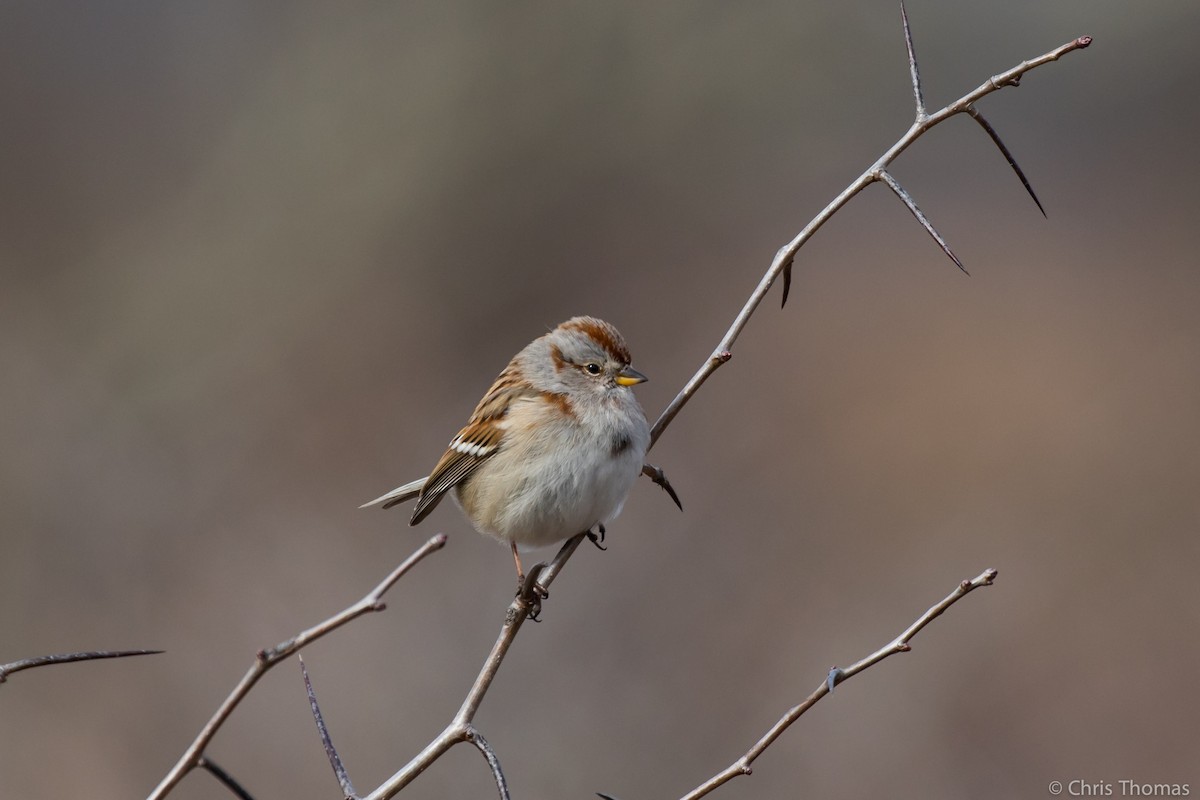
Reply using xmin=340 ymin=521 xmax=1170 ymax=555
xmin=362 ymin=317 xmax=652 ymax=583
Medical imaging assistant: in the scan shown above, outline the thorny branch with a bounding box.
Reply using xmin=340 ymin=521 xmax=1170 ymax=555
xmin=361 ymin=536 xmax=582 ymax=799
xmin=673 ymin=569 xmax=998 ymax=800
xmin=0 ymin=649 xmax=161 ymax=684
xmin=353 ymin=11 xmax=1089 ymax=800
xmin=651 ymin=24 xmax=1090 ymax=443
xmin=353 ymin=22 xmax=1087 ymax=800
xmin=144 ymin=7 xmax=1090 ymax=798
xmin=146 ymin=534 xmax=445 ymax=800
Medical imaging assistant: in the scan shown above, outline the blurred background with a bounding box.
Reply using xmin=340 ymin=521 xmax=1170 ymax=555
xmin=2 ymin=1 xmax=1197 ymax=798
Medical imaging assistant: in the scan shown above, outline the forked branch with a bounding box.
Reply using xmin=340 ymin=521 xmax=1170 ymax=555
xmin=363 ymin=535 xmax=581 ymax=799
xmin=364 ymin=12 xmax=1087 ymax=798
xmin=147 ymin=534 xmax=446 ymax=800
xmin=144 ymin=7 xmax=1088 ymax=798
xmin=674 ymin=569 xmax=998 ymax=800
xmin=653 ymin=18 xmax=1090 ymax=442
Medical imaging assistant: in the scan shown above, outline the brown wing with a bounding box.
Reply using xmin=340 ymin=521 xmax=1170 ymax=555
xmin=409 ymin=363 xmax=533 ymax=525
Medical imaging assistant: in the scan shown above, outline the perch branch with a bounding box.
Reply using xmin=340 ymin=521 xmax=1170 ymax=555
xmin=363 ymin=537 xmax=580 ymax=799
xmin=147 ymin=534 xmax=446 ymax=800
xmin=676 ymin=568 xmax=998 ymax=800
xmin=372 ymin=11 xmax=1088 ymax=795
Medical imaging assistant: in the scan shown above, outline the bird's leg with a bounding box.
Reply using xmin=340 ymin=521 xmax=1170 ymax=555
xmin=511 ymin=542 xmax=549 ymax=619
xmin=518 ymin=563 xmax=549 ymax=620
xmin=510 ymin=541 xmax=525 ymax=585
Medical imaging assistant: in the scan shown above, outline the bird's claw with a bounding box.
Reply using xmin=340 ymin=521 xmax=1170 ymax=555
xmin=518 ymin=562 xmax=550 ymax=621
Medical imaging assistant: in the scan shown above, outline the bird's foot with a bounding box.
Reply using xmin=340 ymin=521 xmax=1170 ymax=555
xmin=518 ymin=562 xmax=550 ymax=621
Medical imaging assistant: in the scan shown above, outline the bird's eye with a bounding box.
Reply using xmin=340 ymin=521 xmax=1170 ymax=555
xmin=585 ymin=363 xmax=602 ymax=375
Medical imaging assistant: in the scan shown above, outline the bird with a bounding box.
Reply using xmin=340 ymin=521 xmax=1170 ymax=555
xmin=362 ymin=316 xmax=653 ymax=585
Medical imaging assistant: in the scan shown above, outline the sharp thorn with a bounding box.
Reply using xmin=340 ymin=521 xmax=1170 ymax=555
xmin=780 ymin=256 xmax=794 ymax=308
xmin=900 ymin=1 xmax=925 ymax=117
xmin=967 ymin=107 xmax=1046 ymax=217
xmin=879 ymin=170 xmax=968 ymax=275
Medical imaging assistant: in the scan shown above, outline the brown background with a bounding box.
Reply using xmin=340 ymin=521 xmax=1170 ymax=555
xmin=2 ymin=2 xmax=1197 ymax=798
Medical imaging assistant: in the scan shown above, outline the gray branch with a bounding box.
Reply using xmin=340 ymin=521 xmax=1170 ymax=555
xmin=146 ymin=534 xmax=446 ymax=800
xmin=301 ymin=656 xmax=357 ymax=800
xmin=0 ymin=649 xmax=162 ymax=684
xmin=365 ymin=534 xmax=579 ymax=799
xmin=144 ymin=10 xmax=1090 ymax=799
xmin=657 ymin=29 xmax=1091 ymax=442
xmin=676 ymin=569 xmax=999 ymax=799
xmin=362 ymin=17 xmax=1089 ymax=799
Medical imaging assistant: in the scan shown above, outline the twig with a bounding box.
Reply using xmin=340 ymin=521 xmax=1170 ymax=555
xmin=301 ymin=656 xmax=357 ymax=800
xmin=370 ymin=13 xmax=1088 ymax=796
xmin=660 ymin=23 xmax=1091 ymax=439
xmin=676 ymin=569 xmax=999 ymax=800
xmin=465 ymin=729 xmax=511 ymax=800
xmin=364 ymin=537 xmax=577 ymax=799
xmin=0 ymin=649 xmax=162 ymax=684
xmin=147 ymin=534 xmax=446 ymax=800
xmin=197 ymin=757 xmax=256 ymax=800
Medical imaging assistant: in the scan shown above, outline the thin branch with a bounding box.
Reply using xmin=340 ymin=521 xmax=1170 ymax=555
xmin=966 ymin=106 xmax=1046 ymax=216
xmin=465 ymin=728 xmax=511 ymax=800
xmin=658 ymin=32 xmax=1089 ymax=439
xmin=677 ymin=568 xmax=998 ymax=800
xmin=901 ymin=1 xmax=926 ymax=119
xmin=365 ymin=535 xmax=578 ymax=800
xmin=147 ymin=534 xmax=446 ymax=800
xmin=197 ymin=757 xmax=256 ymax=800
xmin=0 ymin=649 xmax=162 ymax=684
xmin=301 ymin=656 xmax=357 ymax=800
xmin=363 ymin=22 xmax=1089 ymax=798
xmin=878 ymin=169 xmax=967 ymax=274
xmin=530 ymin=530 xmax=588 ymax=594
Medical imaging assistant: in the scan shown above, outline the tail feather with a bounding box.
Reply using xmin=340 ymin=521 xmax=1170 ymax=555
xmin=359 ymin=477 xmax=427 ymax=510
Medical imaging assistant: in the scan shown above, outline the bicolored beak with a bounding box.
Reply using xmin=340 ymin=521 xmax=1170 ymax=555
xmin=615 ymin=366 xmax=648 ymax=387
